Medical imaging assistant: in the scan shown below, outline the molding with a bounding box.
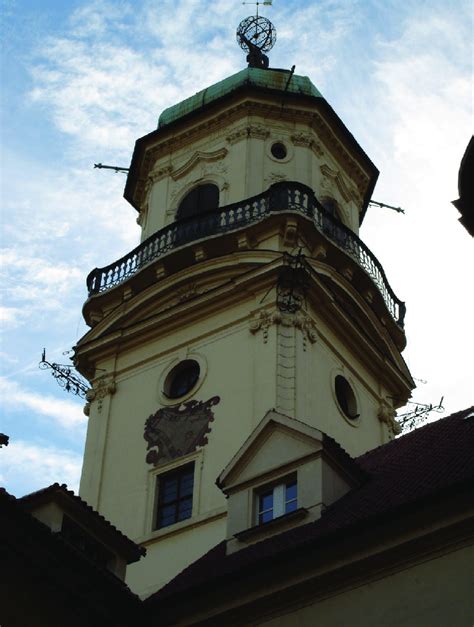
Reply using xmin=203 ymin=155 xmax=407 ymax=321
xmin=226 ymin=124 xmax=270 ymax=145
xmin=83 ymin=375 xmax=116 ymax=415
xmin=378 ymin=401 xmax=402 ymax=435
xmin=133 ymin=100 xmax=371 ymax=209
xmin=249 ymin=309 xmax=318 ymax=348
xmin=171 ymin=148 xmax=228 ymax=181
xmin=320 ymin=163 xmax=361 ymax=204
xmin=290 ymin=132 xmax=324 ymax=157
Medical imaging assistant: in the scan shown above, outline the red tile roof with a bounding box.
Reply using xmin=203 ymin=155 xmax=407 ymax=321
xmin=147 ymin=406 xmax=474 ymax=605
xmin=20 ymin=482 xmax=145 ymax=563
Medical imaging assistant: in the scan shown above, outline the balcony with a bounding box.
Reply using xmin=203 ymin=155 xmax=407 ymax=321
xmin=86 ymin=182 xmax=405 ymax=327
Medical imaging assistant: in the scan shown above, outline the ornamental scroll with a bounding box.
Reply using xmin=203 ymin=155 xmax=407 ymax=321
xmin=144 ymin=396 xmax=220 ymax=466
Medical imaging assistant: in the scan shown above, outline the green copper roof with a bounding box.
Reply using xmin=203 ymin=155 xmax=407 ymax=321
xmin=158 ymin=67 xmax=323 ymax=128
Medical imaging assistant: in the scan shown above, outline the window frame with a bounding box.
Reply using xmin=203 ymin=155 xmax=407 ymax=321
xmin=176 ymin=183 xmax=219 ymax=221
xmin=154 ymin=462 xmax=195 ymax=530
xmin=255 ymin=475 xmax=298 ymax=525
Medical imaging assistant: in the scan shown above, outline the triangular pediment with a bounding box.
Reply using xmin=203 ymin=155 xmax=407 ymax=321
xmin=217 ymin=410 xmax=324 ymax=492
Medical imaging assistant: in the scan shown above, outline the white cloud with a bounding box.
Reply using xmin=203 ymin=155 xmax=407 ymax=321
xmin=0 ymin=376 xmax=86 ymax=432
xmin=0 ymin=306 xmax=25 ymax=328
xmin=0 ymin=440 xmax=82 ymax=496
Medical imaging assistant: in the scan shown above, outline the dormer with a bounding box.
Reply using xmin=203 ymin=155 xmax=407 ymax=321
xmin=217 ymin=410 xmax=366 ymax=554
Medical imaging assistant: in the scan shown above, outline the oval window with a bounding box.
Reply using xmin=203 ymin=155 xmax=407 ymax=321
xmin=271 ymin=142 xmax=287 ymax=160
xmin=335 ymin=375 xmax=359 ymax=420
xmin=176 ymin=184 xmax=219 ymax=220
xmin=164 ymin=360 xmax=200 ymax=399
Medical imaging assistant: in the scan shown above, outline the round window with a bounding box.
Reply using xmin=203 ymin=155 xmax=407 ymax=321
xmin=271 ymin=142 xmax=287 ymax=160
xmin=335 ymin=375 xmax=359 ymax=420
xmin=164 ymin=360 xmax=200 ymax=399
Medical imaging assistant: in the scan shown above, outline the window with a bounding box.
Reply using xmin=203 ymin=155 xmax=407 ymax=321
xmin=335 ymin=375 xmax=359 ymax=420
xmin=270 ymin=142 xmax=287 ymax=160
xmin=163 ymin=360 xmax=200 ymax=399
xmin=155 ymin=463 xmax=195 ymax=529
xmin=257 ymin=479 xmax=297 ymax=524
xmin=176 ymin=184 xmax=219 ymax=220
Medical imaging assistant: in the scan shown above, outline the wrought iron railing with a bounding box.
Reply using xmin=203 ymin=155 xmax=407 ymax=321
xmin=86 ymin=182 xmax=405 ymax=326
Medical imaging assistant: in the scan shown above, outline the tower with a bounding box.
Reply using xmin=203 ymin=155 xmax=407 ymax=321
xmin=75 ymin=17 xmax=414 ymax=596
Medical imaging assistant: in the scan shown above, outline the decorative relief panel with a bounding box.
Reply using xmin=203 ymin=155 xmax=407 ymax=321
xmin=144 ymin=396 xmax=220 ymax=466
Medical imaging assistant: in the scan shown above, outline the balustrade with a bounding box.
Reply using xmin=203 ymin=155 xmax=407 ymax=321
xmin=86 ymin=182 xmax=405 ymax=327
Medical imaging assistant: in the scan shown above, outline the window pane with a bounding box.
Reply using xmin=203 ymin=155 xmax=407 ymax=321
xmin=259 ymin=510 xmax=274 ymax=524
xmin=285 ymin=481 xmax=297 ymax=501
xmin=177 ymin=498 xmax=193 ymax=521
xmin=161 ymin=479 xmax=178 ymax=503
xmin=158 ymin=504 xmax=176 ymax=527
xmin=260 ymin=492 xmax=273 ymax=512
xmin=180 ymin=475 xmax=194 ymax=496
xmin=285 ymin=500 xmax=297 ymax=514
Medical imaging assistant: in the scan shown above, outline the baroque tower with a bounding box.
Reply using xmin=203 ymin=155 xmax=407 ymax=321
xmin=75 ymin=17 xmax=414 ymax=596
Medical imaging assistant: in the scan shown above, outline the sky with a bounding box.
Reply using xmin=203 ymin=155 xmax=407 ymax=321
xmin=0 ymin=0 xmax=472 ymax=497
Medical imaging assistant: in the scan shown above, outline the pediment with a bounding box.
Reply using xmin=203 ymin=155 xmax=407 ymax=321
xmin=218 ymin=410 xmax=324 ymax=492
xmin=171 ymin=148 xmax=228 ymax=181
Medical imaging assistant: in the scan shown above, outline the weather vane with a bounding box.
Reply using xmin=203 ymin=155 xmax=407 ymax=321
xmin=237 ymin=2 xmax=276 ymax=69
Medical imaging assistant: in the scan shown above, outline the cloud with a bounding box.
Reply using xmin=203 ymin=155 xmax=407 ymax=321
xmin=0 ymin=376 xmax=86 ymax=432
xmin=0 ymin=306 xmax=25 ymax=328
xmin=0 ymin=440 xmax=82 ymax=496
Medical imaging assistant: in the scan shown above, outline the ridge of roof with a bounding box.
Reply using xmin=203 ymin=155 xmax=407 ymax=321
xmin=20 ymin=482 xmax=146 ymax=562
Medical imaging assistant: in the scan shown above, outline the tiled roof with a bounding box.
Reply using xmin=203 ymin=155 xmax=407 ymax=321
xmin=148 ymin=406 xmax=474 ymax=604
xmin=20 ymin=482 xmax=146 ymax=563
xmin=1 ymin=486 xmax=142 ymax=626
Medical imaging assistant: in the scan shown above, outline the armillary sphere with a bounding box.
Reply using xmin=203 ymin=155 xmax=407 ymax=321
xmin=236 ymin=16 xmax=276 ymax=53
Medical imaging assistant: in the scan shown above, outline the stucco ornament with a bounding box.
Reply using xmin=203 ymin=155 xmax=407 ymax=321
xmin=378 ymin=402 xmax=402 ymax=435
xmin=250 ymin=309 xmax=317 ymax=347
xmin=144 ymin=396 xmax=220 ymax=466
xmin=83 ymin=376 xmax=117 ymax=415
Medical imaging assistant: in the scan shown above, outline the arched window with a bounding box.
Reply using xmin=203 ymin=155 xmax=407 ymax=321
xmin=176 ymin=184 xmax=219 ymax=220
xmin=321 ymin=196 xmax=343 ymax=223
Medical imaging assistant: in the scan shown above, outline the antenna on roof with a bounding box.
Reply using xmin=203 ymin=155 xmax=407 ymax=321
xmin=242 ymin=0 xmax=273 ymax=19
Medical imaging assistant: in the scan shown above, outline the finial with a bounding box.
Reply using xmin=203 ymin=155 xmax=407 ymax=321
xmin=237 ymin=6 xmax=276 ymax=70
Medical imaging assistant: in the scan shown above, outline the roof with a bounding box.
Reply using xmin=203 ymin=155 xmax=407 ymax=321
xmin=20 ymin=482 xmax=146 ymax=564
xmin=217 ymin=409 xmax=367 ymax=491
xmin=124 ymin=67 xmax=378 ymax=222
xmin=147 ymin=406 xmax=474 ymax=605
xmin=1 ymin=487 xmax=142 ymax=627
xmin=158 ymin=67 xmax=323 ymax=128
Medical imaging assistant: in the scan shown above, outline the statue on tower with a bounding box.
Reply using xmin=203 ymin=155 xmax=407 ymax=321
xmin=236 ymin=15 xmax=276 ymax=69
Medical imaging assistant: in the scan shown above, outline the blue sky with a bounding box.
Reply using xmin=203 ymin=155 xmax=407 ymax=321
xmin=1 ymin=0 xmax=472 ymax=497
